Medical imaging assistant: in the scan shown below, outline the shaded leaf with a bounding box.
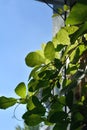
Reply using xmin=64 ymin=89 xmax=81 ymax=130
xmin=27 ymin=96 xmax=46 ymax=116
xmin=48 ymin=111 xmax=68 ymax=123
xmin=23 ymin=113 xmax=42 ymax=126
xmin=55 ymin=44 xmax=66 ymax=52
xmin=66 ymin=91 xmax=73 ymax=109
xmin=15 ymin=82 xmax=26 ymax=98
xmin=0 ymin=96 xmax=17 ymax=109
xmin=61 ymin=80 xmax=77 ymax=94
xmin=36 ymin=80 xmax=49 ymax=89
xmin=28 ymin=79 xmax=39 ymax=92
xmin=29 ymin=65 xmax=41 ymax=80
xmin=53 ymin=122 xmax=68 ymax=130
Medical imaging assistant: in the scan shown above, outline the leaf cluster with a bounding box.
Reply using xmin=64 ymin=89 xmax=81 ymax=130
xmin=1 ymin=0 xmax=87 ymax=130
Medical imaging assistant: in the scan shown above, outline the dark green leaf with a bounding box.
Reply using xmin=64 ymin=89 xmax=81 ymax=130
xmin=61 ymin=80 xmax=77 ymax=94
xmin=66 ymin=91 xmax=73 ymax=109
xmin=29 ymin=65 xmax=41 ymax=79
xmin=15 ymin=82 xmax=26 ymax=98
xmin=27 ymin=96 xmax=46 ymax=116
xmin=53 ymin=122 xmax=68 ymax=130
xmin=36 ymin=80 xmax=49 ymax=89
xmin=0 ymin=96 xmax=17 ymax=109
xmin=54 ymin=58 xmax=63 ymax=70
xmin=48 ymin=111 xmax=68 ymax=123
xmin=55 ymin=44 xmax=66 ymax=52
xmin=28 ymin=79 xmax=39 ymax=92
xmin=23 ymin=113 xmax=42 ymax=126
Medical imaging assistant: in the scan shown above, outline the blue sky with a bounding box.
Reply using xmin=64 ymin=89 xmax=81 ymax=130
xmin=0 ymin=0 xmax=52 ymax=130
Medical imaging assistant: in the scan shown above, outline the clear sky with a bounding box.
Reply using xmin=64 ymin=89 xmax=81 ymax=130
xmin=0 ymin=0 xmax=52 ymax=130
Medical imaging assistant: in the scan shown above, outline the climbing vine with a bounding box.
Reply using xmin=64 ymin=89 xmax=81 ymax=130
xmin=1 ymin=0 xmax=87 ymax=129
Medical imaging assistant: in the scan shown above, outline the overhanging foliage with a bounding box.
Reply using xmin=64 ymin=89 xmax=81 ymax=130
xmin=1 ymin=0 xmax=87 ymax=129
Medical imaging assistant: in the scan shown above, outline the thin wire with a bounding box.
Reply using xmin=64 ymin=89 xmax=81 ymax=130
xmin=12 ymin=104 xmax=22 ymax=121
xmin=42 ymin=0 xmax=64 ymax=21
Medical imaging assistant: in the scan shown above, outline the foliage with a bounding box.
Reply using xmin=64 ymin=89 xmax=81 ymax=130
xmin=15 ymin=124 xmax=40 ymax=130
xmin=1 ymin=0 xmax=87 ymax=129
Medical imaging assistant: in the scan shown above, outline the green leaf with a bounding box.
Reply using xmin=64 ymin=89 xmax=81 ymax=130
xmin=53 ymin=122 xmax=68 ymax=130
xmin=56 ymin=28 xmax=70 ymax=45
xmin=27 ymin=96 xmax=46 ymax=116
xmin=28 ymin=79 xmax=39 ymax=92
xmin=36 ymin=80 xmax=49 ymax=89
xmin=70 ymin=22 xmax=87 ymax=44
xmin=52 ymin=13 xmax=59 ymax=18
xmin=25 ymin=52 xmax=45 ymax=67
xmin=48 ymin=111 xmax=68 ymax=123
xmin=66 ymin=91 xmax=73 ymax=109
xmin=66 ymin=0 xmax=87 ymax=25
xmin=29 ymin=65 xmax=41 ymax=80
xmin=61 ymin=80 xmax=77 ymax=94
xmin=44 ymin=41 xmax=55 ymax=60
xmin=54 ymin=58 xmax=63 ymax=70
xmin=15 ymin=82 xmax=26 ymax=98
xmin=23 ymin=113 xmax=42 ymax=126
xmin=64 ymin=26 xmax=78 ymax=35
xmin=0 ymin=96 xmax=17 ymax=109
xmin=70 ymin=44 xmax=87 ymax=64
xmin=64 ymin=4 xmax=70 ymax=11
xmin=27 ymin=96 xmax=36 ymax=110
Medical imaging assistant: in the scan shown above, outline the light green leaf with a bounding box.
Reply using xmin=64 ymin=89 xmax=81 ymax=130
xmin=44 ymin=41 xmax=55 ymax=60
xmin=25 ymin=52 xmax=45 ymax=67
xmin=15 ymin=82 xmax=26 ymax=98
xmin=64 ymin=26 xmax=78 ymax=35
xmin=56 ymin=28 xmax=70 ymax=45
xmin=66 ymin=0 xmax=87 ymax=25
xmin=0 ymin=96 xmax=17 ymax=109
xmin=63 ymin=4 xmax=70 ymax=11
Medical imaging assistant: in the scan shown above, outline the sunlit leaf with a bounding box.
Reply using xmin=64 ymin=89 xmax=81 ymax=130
xmin=66 ymin=0 xmax=87 ymax=25
xmin=56 ymin=28 xmax=70 ymax=45
xmin=25 ymin=52 xmax=45 ymax=67
xmin=15 ymin=82 xmax=26 ymax=98
xmin=0 ymin=96 xmax=17 ymax=109
xmin=27 ymin=96 xmax=36 ymax=110
xmin=64 ymin=4 xmax=70 ymax=11
xmin=64 ymin=26 xmax=78 ymax=35
xmin=44 ymin=41 xmax=55 ymax=60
